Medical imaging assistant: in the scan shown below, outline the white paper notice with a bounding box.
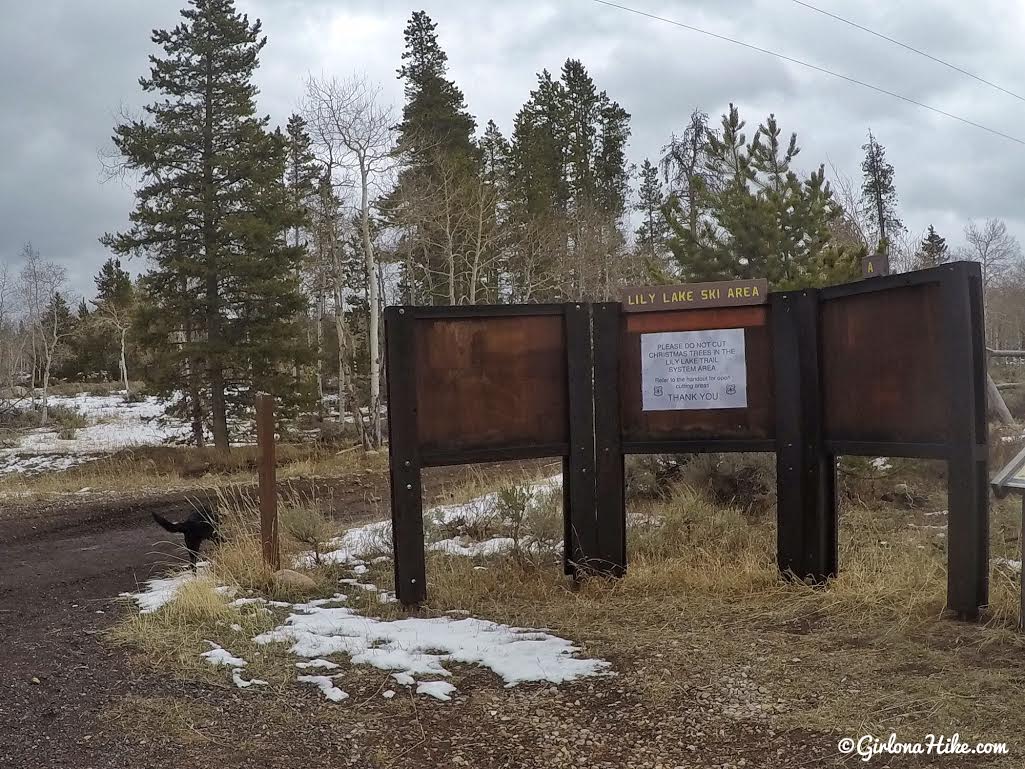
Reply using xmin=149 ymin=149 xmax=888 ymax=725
xmin=641 ymin=329 xmax=747 ymax=411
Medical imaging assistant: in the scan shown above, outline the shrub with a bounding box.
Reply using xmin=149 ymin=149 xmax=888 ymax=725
xmin=48 ymin=404 xmax=88 ymax=431
xmin=280 ymin=504 xmax=333 ymax=565
xmin=677 ymin=453 xmax=775 ymax=518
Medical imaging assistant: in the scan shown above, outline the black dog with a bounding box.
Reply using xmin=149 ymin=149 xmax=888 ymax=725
xmin=153 ymin=504 xmax=221 ymax=569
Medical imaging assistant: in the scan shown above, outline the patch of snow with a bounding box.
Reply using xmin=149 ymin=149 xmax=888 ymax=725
xmin=382 ymin=689 xmax=396 ymax=699
xmin=202 ymin=641 xmax=247 ymax=668
xmin=417 ymin=681 xmax=457 ymax=701
xmin=232 ymin=669 xmax=268 ymax=688
xmin=254 ymin=606 xmax=612 ymax=689
xmin=429 ymin=536 xmax=517 ymax=557
xmin=353 ymin=564 xmax=369 ymax=575
xmin=229 ymin=623 xmax=243 ymax=633
xmin=994 ymin=558 xmax=1022 ymax=574
xmin=121 ymin=567 xmax=230 ymax=613
xmin=297 ymin=675 xmax=348 ymax=702
xmin=311 ymin=475 xmax=562 ymax=567
xmin=870 ymin=457 xmax=892 ymax=471
xmin=392 ymin=672 xmax=415 ymax=686
xmin=295 ymin=659 xmax=340 ymax=670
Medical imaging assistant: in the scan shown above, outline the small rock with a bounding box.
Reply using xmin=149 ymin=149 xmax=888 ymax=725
xmin=273 ymin=569 xmax=316 ymax=591
xmin=31 ymin=677 xmax=40 ymax=685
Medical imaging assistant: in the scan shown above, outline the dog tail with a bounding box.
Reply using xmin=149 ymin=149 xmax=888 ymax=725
xmin=152 ymin=512 xmax=185 ymax=533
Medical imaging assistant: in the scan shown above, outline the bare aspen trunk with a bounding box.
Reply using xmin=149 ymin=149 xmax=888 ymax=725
xmin=41 ymin=361 xmax=50 ymax=425
xmin=360 ymin=162 xmax=382 ymax=446
xmin=333 ymin=279 xmax=346 ymax=424
xmin=119 ymin=328 xmax=130 ymax=396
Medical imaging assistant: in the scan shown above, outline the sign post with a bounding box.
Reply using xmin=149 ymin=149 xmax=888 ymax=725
xmin=255 ymin=393 xmax=279 ymax=571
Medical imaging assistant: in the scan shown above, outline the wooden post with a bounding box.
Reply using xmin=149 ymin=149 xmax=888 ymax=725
xmin=255 ymin=393 xmax=279 ymax=571
xmin=564 ymin=302 xmax=598 ymax=575
xmin=771 ymin=290 xmax=837 ymax=582
xmin=385 ymin=306 xmax=426 ymax=607
xmin=592 ymin=302 xmax=626 ymax=576
xmin=941 ymin=262 xmax=989 ymax=620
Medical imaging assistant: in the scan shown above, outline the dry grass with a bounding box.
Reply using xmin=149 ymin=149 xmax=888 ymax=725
xmin=110 ymin=458 xmax=1025 ymax=762
xmin=0 ymin=443 xmax=386 ymax=500
xmin=417 ymin=479 xmax=1025 ymax=749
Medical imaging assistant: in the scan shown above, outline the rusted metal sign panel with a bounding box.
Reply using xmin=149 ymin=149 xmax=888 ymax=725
xmin=414 ymin=313 xmax=568 ymax=458
xmin=619 ymin=305 xmax=774 ymax=445
xmin=820 ymin=282 xmax=947 ymax=446
xmin=621 ymin=279 xmax=768 ymax=313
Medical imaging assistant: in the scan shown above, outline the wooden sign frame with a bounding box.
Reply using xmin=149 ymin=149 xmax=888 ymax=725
xmin=385 ymin=262 xmax=989 ymax=621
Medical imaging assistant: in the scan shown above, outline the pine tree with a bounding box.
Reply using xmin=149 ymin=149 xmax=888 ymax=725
xmin=664 ymin=105 xmax=857 ymax=288
xmin=507 ymin=60 xmax=631 ymax=299
xmin=395 ymin=11 xmax=476 ymax=163
xmin=389 ymin=11 xmax=479 ymax=304
xmin=95 ymin=258 xmax=133 ymax=304
xmin=103 ymin=0 xmax=309 ymax=448
xmin=860 ymin=130 xmax=903 ymax=255
xmin=661 ymin=110 xmax=711 ymax=279
xmin=918 ymin=225 xmax=949 ymax=269
xmin=634 ymin=159 xmax=668 ymax=263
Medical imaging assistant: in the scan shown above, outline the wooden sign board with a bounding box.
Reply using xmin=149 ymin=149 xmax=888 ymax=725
xmin=619 ymin=305 xmax=774 ymax=447
xmin=861 ymin=253 xmax=890 ymax=278
xmin=621 ymin=279 xmax=768 ymax=313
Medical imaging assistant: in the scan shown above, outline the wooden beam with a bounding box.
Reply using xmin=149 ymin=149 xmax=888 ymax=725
xmin=255 ymin=393 xmax=279 ymax=571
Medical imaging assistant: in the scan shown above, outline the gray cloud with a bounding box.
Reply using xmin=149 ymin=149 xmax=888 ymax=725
xmin=3 ymin=0 xmax=1025 ymax=296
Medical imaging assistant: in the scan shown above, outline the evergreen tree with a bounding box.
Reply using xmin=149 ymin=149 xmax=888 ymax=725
xmin=395 ymin=11 xmax=476 ymax=164
xmin=634 ymin=159 xmax=668 ymax=264
xmin=389 ymin=10 xmax=479 ymax=304
xmin=103 ymin=0 xmax=309 ymax=448
xmin=918 ymin=224 xmax=949 ymax=269
xmin=507 ymin=60 xmax=632 ymax=299
xmin=660 ymin=110 xmax=711 ymax=279
xmin=95 ymin=257 xmax=133 ymax=304
xmin=860 ymin=130 xmax=903 ymax=255
xmin=664 ymin=105 xmax=858 ymax=288
xmin=284 ymin=113 xmax=318 ymax=250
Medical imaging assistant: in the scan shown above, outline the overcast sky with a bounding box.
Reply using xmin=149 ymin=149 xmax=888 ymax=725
xmin=3 ymin=0 xmax=1025 ymax=296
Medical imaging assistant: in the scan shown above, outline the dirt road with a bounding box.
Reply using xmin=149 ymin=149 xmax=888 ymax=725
xmin=0 ymin=472 xmax=400 ymax=769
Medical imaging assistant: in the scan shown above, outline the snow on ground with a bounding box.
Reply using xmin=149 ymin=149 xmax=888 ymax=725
xmin=16 ymin=393 xmax=191 ymax=454
xmin=994 ymin=558 xmax=1023 ymax=574
xmin=870 ymin=457 xmax=892 ymax=471
xmin=314 ymin=475 xmax=562 ymax=566
xmin=1 ymin=392 xmax=193 ymax=477
xmin=120 ymin=475 xmax=610 ymax=704
xmin=233 ymin=669 xmax=268 ymax=689
xmin=297 ymin=674 xmax=349 ymax=702
xmin=254 ymin=607 xmax=611 ymax=689
xmin=202 ymin=641 xmax=248 ymax=668
xmin=417 ymin=681 xmax=457 ymax=701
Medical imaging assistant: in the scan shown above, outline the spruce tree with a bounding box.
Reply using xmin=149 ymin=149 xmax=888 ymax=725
xmin=507 ymin=60 xmax=631 ymax=299
xmin=860 ymin=130 xmax=903 ymax=255
xmin=95 ymin=258 xmax=133 ymax=304
xmin=634 ymin=159 xmax=668 ymax=262
xmin=389 ymin=11 xmax=479 ymax=304
xmin=664 ymin=105 xmax=857 ymax=288
xmin=918 ymin=224 xmax=949 ymax=269
xmin=103 ymin=0 xmax=308 ymax=448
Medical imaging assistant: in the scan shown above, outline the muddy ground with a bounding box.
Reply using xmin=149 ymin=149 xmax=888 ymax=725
xmin=0 ymin=468 xmax=462 ymax=769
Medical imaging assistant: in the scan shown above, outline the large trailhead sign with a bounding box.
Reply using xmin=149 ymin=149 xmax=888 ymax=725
xmin=385 ymin=263 xmax=989 ymax=621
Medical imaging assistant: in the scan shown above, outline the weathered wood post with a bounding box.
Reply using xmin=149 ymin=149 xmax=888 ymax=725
xmin=592 ymin=302 xmax=626 ymax=576
xmin=384 ymin=306 xmax=426 ymax=607
xmin=941 ymin=262 xmax=989 ymax=620
xmin=771 ymin=289 xmax=837 ymax=582
xmin=255 ymin=393 xmax=280 ymax=571
xmin=564 ymin=303 xmax=598 ymax=576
